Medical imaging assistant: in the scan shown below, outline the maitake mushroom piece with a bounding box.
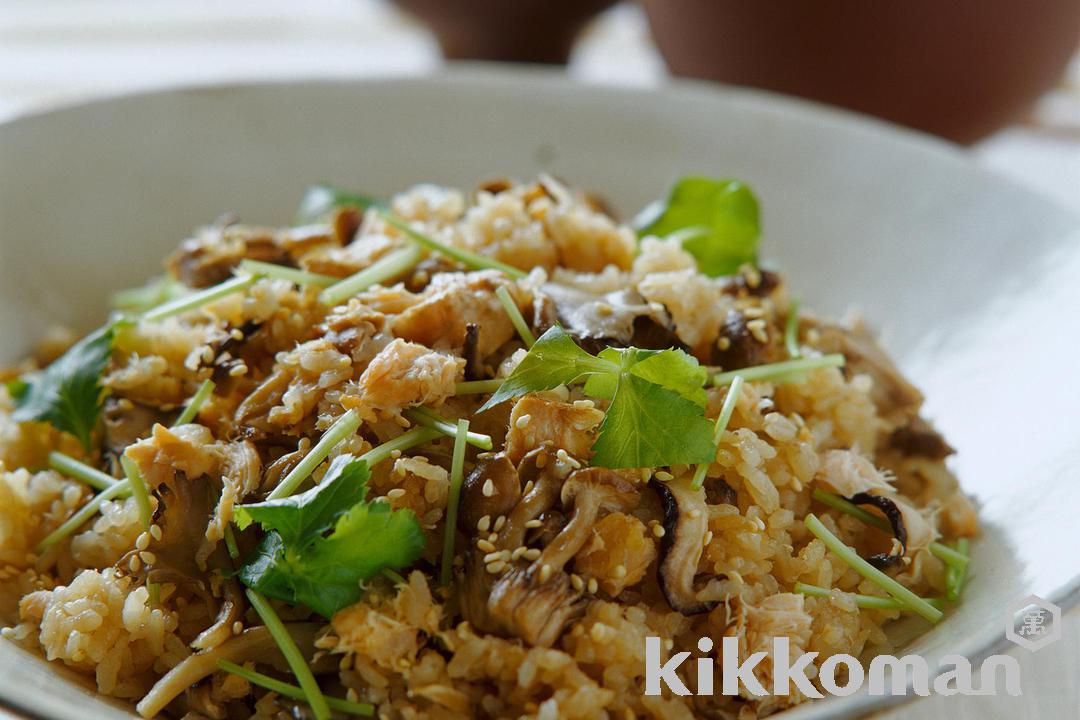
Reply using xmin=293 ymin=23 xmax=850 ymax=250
xmin=486 ymin=467 xmax=639 ymax=647
xmin=652 ymin=475 xmax=721 ymax=615
xmin=533 ymin=282 xmax=683 ymax=353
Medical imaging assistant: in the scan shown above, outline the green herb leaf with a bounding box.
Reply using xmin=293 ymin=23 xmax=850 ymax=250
xmin=590 ymin=373 xmax=716 ymax=468
xmin=235 ymin=455 xmax=367 ymax=541
xmin=478 ymin=326 xmax=616 ymax=412
xmin=8 ymin=325 xmax=115 ymax=452
xmin=635 ymin=177 xmax=760 ymax=277
xmin=238 ymin=456 xmax=425 ymax=618
xmin=297 ymin=184 xmax=382 ymax=224
xmin=484 ymin=326 xmax=715 ymax=469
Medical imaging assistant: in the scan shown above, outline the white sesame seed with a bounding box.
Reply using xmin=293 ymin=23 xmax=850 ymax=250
xmin=571 ymin=574 xmax=584 ymax=591
xmin=232 ymin=621 xmax=243 ymax=635
xmin=539 ymin=564 xmax=553 ymax=582
xmin=390 ymin=449 xmax=402 ymax=459
xmin=655 ymin=471 xmax=674 ymax=482
xmin=652 ymin=524 xmax=666 ymax=538
xmin=482 ymin=479 xmax=495 ymax=497
xmin=486 ymin=561 xmax=506 ymax=575
xmin=613 ymin=564 xmax=627 ymax=579
xmin=572 ymin=399 xmax=595 ymax=410
xmin=515 ymin=414 xmax=532 ymax=429
xmin=128 ymin=555 xmax=142 ymax=573
xmin=139 ymin=551 xmax=156 ymax=565
xmin=387 ymin=488 xmax=406 ymax=500
xmin=493 ymin=515 xmax=506 ymax=532
xmin=587 ymin=578 xmax=599 ymax=594
xmin=483 ymin=552 xmax=503 ymax=563
xmin=477 ymin=515 xmax=491 ymax=532
xmin=511 ymin=547 xmax=527 ymax=561
xmin=135 ymin=533 xmax=150 ymax=551
xmin=523 ymin=548 xmax=542 ymax=561
xmin=524 ymin=519 xmax=543 ymax=529
xmin=476 ymin=539 xmax=496 ymax=553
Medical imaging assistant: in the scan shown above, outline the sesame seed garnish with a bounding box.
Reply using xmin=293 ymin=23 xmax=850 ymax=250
xmin=515 ymin=414 xmax=532 ymax=429
xmin=572 ymin=399 xmax=595 ymax=410
xmin=483 ymin=552 xmax=504 ymax=563
xmin=523 ymin=548 xmax=541 ymax=561
xmin=717 ymin=336 xmax=732 ymax=350
xmin=228 ymin=364 xmax=248 ymax=377
xmin=488 ymin=532 xmax=498 ymax=543
xmin=129 ymin=555 xmax=142 ymax=573
xmin=556 ymin=449 xmax=582 ymax=469
xmin=587 ymin=578 xmax=598 ymax=594
xmin=387 ymin=488 xmax=406 ymax=500
xmin=135 ymin=533 xmax=150 ymax=551
xmin=486 ymin=561 xmax=507 ymax=574
xmin=571 ymin=574 xmax=584 ymax=591
xmin=511 ymin=546 xmax=527 ymax=561
xmin=477 ymin=515 xmax=491 ymax=532
xmin=232 ymin=621 xmax=243 ymax=635
xmin=390 ymin=449 xmax=402 ymax=459
xmin=655 ymin=470 xmax=674 ymax=482
xmin=477 ymin=539 xmax=496 ymax=553
xmin=613 ymin=564 xmax=627 ymax=579
xmin=651 ymin=524 xmax=666 ymax=538
xmin=482 ymin=479 xmax=495 ymax=497
xmin=139 ymin=551 xmax=156 ymax=565
xmin=524 ymin=519 xmax=543 ymax=529
xmin=747 ymin=319 xmax=768 ymax=343
xmin=493 ymin=515 xmax=507 ymax=532
xmin=539 ymin=564 xmax=553 ymax=582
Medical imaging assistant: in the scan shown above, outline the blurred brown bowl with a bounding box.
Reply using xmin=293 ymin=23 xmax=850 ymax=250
xmin=642 ymin=0 xmax=1080 ymax=143
xmin=393 ymin=0 xmax=619 ymax=64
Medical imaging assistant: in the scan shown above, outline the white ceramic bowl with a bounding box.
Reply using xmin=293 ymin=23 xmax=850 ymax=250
xmin=1 ymin=68 xmax=1078 ymax=719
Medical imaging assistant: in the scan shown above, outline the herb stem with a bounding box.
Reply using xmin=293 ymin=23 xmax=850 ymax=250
xmin=382 ymin=568 xmax=407 ymax=586
xmin=804 ymin=513 xmax=943 ymax=623
xmin=403 ymin=407 xmax=492 ymax=450
xmin=173 ymin=379 xmax=216 ymax=427
xmin=794 ymin=582 xmax=945 ymax=611
xmin=47 ymin=451 xmax=124 ymax=493
xmin=141 ymin=274 xmax=261 ymax=322
xmin=441 ymin=419 xmax=470 ymax=587
xmin=268 ymin=410 xmax=362 ymax=500
xmin=712 ymin=353 xmax=845 ymax=387
xmin=814 ymin=489 xmax=968 ymax=570
xmin=36 ymin=479 xmax=130 ymax=553
xmin=244 ymin=590 xmax=331 ymax=720
xmin=223 ymin=524 xmax=240 ymax=560
xmin=929 ymin=541 xmax=971 ymax=570
xmin=691 ymin=376 xmax=744 ymax=490
xmin=359 ymin=427 xmax=441 ymax=469
xmin=945 ymin=538 xmax=971 ymax=601
xmin=319 ymin=245 xmax=425 ymax=306
xmin=784 ymin=299 xmax=802 ymax=359
xmin=495 ymin=285 xmax=535 ymax=347
xmin=455 ymin=379 xmax=504 ymax=395
xmin=119 ymin=455 xmax=153 ymax=532
xmin=380 ymin=211 xmax=527 ymax=280
xmin=238 ymin=260 xmax=338 ymax=289
xmin=217 ymin=660 xmax=373 ymax=717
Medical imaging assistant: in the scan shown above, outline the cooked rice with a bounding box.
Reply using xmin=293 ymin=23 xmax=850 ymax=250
xmin=0 ymin=177 xmax=976 ymax=718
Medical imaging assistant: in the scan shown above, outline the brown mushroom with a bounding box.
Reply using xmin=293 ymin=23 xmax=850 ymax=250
xmin=496 ymin=446 xmax=565 ymax=550
xmin=457 ymin=452 xmax=521 ymax=533
xmin=652 ymin=475 xmax=717 ymax=615
xmin=137 ymin=623 xmax=324 ymax=718
xmin=533 ymin=283 xmax=682 ymax=353
xmin=485 ymin=467 xmax=639 ymax=646
xmin=711 ymin=308 xmax=771 ymax=370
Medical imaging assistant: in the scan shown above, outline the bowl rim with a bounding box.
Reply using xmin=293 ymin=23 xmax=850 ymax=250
xmin=0 ymin=65 xmax=1077 ymax=720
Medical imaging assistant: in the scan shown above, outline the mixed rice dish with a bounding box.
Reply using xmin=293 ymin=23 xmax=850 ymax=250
xmin=0 ymin=176 xmax=977 ymax=719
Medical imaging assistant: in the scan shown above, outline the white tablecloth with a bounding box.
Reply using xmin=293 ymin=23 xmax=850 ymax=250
xmin=0 ymin=2 xmax=1077 ymax=718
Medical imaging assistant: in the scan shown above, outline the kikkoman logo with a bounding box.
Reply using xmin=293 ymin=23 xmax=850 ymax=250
xmin=644 ymin=636 xmax=1022 ymax=698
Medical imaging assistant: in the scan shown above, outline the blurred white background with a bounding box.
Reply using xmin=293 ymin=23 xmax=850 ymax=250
xmin=0 ymin=2 xmax=1077 ymax=718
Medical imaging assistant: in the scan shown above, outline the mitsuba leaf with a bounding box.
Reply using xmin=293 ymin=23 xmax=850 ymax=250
xmin=478 ymin=326 xmax=615 ymax=412
xmin=237 ymin=456 xmax=426 ymax=619
xmin=634 ymin=177 xmax=760 ymax=277
xmin=8 ymin=325 xmax=115 ymax=452
xmin=589 ymin=373 xmax=716 ymax=469
xmin=296 ymin=185 xmax=383 ymax=224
